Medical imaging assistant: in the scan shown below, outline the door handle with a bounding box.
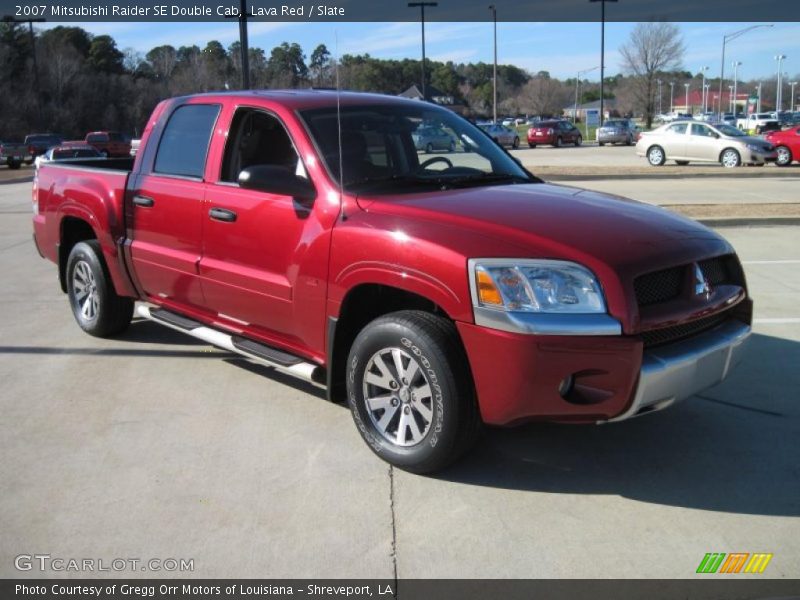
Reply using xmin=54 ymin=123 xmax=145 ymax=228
xmin=133 ymin=195 xmax=154 ymax=208
xmin=209 ymin=207 xmax=237 ymax=222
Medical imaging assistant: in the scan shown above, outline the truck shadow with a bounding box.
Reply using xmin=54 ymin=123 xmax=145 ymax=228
xmin=439 ymin=332 xmax=800 ymax=517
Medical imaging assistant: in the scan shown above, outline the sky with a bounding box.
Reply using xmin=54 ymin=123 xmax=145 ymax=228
xmin=44 ymin=21 xmax=800 ymax=82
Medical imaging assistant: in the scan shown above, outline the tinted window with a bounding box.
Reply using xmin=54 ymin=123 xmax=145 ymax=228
xmin=86 ymin=133 xmax=106 ymax=142
xmin=154 ymin=104 xmax=220 ymax=178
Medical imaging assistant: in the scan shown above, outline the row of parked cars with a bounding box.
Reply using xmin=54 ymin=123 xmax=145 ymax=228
xmin=0 ymin=131 xmax=132 ymax=169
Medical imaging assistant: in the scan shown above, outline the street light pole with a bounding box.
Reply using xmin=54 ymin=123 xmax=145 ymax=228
xmin=791 ymin=81 xmax=798 ymax=112
xmin=657 ymin=79 xmax=662 ymax=115
xmin=718 ymin=24 xmax=773 ymax=117
xmin=573 ymin=66 xmax=599 ymax=125
xmin=489 ymin=4 xmax=497 ymax=123
xmin=700 ymin=66 xmax=709 ymax=113
xmin=589 ymin=0 xmax=618 ymax=127
xmin=669 ymin=81 xmax=675 ymax=113
xmin=732 ymin=61 xmax=741 ymax=116
xmin=757 ymin=81 xmax=762 ymax=112
xmin=684 ymin=82 xmax=690 ymax=113
xmin=774 ymin=54 xmax=786 ymax=111
xmin=728 ymin=85 xmax=734 ymax=113
xmin=223 ymin=0 xmax=251 ymax=88
xmin=408 ymin=2 xmax=438 ymax=101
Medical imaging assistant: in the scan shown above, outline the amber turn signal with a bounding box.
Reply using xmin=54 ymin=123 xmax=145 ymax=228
xmin=476 ymin=270 xmax=503 ymax=306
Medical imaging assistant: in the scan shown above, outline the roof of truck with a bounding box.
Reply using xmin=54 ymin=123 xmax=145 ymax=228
xmin=174 ymin=89 xmax=432 ymax=111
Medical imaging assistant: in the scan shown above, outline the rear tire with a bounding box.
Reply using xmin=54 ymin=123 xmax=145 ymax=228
xmin=8 ymin=160 xmax=21 ymax=170
xmin=346 ymin=310 xmax=481 ymax=474
xmin=66 ymin=240 xmax=134 ymax=337
xmin=512 ymin=137 xmax=520 ymax=149
xmin=528 ymin=143 xmax=536 ymax=149
xmin=599 ymin=142 xmax=605 ymax=147
xmin=574 ymin=135 xmax=582 ymax=147
xmin=554 ymin=137 xmax=563 ymax=148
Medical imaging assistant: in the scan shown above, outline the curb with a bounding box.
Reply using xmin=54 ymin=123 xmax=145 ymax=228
xmin=697 ymin=217 xmax=800 ymax=227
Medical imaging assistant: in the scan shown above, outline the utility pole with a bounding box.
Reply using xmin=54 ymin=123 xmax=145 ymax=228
xmin=224 ymin=0 xmax=251 ymax=88
xmin=699 ymin=66 xmax=709 ymax=113
xmin=774 ymin=54 xmax=786 ymax=111
xmin=718 ymin=24 xmax=773 ymax=116
xmin=489 ymin=4 xmax=497 ymax=123
xmin=2 ymin=15 xmax=45 ymax=126
xmin=791 ymin=81 xmax=797 ymax=112
xmin=408 ymin=2 xmax=437 ymax=100
xmin=574 ymin=66 xmax=599 ymax=125
xmin=732 ymin=61 xmax=741 ymax=116
xmin=657 ymin=79 xmax=662 ymax=115
xmin=669 ymin=81 xmax=675 ymax=113
xmin=589 ymin=0 xmax=617 ymax=127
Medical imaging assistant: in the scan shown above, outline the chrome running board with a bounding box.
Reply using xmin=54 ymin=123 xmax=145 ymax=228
xmin=136 ymin=304 xmax=325 ymax=387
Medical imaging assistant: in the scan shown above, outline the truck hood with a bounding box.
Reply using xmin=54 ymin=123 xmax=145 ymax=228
xmin=355 ymin=182 xmax=731 ymax=279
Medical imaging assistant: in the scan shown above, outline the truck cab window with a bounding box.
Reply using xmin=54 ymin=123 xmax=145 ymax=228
xmin=221 ymin=109 xmax=303 ymax=184
xmin=154 ymin=104 xmax=220 ymax=179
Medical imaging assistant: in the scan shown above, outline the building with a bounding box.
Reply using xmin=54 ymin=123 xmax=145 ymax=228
xmin=672 ymin=89 xmax=749 ymax=114
xmin=398 ymin=84 xmax=467 ymax=115
xmin=562 ymin=99 xmax=618 ymax=121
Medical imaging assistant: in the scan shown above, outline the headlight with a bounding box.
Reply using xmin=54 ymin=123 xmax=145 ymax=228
xmin=469 ymin=259 xmax=607 ymax=314
xmin=745 ymin=143 xmax=765 ymax=152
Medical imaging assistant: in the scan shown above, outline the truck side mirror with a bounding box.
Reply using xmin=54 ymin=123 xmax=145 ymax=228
xmin=238 ymin=165 xmax=316 ymax=202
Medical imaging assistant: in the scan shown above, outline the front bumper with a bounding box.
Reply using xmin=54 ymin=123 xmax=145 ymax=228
xmin=457 ymin=316 xmax=751 ymax=426
xmin=597 ymin=133 xmax=628 ymax=143
xmin=601 ymin=319 xmax=751 ymax=422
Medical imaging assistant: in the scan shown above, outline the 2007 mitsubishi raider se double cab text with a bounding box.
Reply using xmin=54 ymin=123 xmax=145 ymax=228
xmin=32 ymin=91 xmax=753 ymax=473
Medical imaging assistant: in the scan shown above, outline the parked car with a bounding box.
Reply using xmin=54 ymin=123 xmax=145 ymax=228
xmin=33 ymin=90 xmax=753 ymax=473
xmin=24 ymin=133 xmax=64 ymax=158
xmin=764 ymin=125 xmax=800 ymax=166
xmin=597 ymin=119 xmax=639 ymax=146
xmin=84 ymin=131 xmax=132 ymax=157
xmin=34 ymin=144 xmax=103 ymax=169
xmin=501 ymin=117 xmax=516 ymax=127
xmin=479 ymin=123 xmax=520 ymax=148
xmin=636 ymin=121 xmax=777 ymax=167
xmin=411 ymin=125 xmax=456 ymax=153
xmin=0 ymin=139 xmax=29 ymax=169
xmin=527 ymin=120 xmax=582 ymax=147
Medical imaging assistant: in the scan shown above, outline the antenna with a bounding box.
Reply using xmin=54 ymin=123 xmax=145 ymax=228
xmin=335 ymin=30 xmax=345 ymax=219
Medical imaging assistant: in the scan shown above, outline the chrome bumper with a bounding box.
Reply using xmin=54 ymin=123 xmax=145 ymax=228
xmin=603 ymin=320 xmax=752 ymax=422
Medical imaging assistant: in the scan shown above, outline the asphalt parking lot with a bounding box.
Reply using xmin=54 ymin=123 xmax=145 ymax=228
xmin=0 ymin=176 xmax=798 ymax=579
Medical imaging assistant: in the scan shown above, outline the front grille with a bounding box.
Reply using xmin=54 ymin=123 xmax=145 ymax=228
xmin=634 ymin=266 xmax=684 ymax=306
xmin=634 ymin=254 xmax=744 ymax=308
xmin=640 ymin=311 xmax=731 ymax=348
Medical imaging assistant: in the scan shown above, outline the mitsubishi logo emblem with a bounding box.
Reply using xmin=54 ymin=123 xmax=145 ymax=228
xmin=693 ymin=263 xmax=711 ymax=298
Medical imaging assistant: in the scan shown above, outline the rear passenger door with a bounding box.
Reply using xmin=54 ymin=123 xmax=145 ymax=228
xmin=128 ymin=102 xmax=220 ymax=311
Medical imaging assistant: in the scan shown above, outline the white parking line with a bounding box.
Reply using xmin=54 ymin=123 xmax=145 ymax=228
xmin=753 ymin=318 xmax=800 ymax=324
xmin=742 ymin=260 xmax=800 ymax=265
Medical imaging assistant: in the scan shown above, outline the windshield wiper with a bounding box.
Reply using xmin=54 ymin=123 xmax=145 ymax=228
xmin=440 ymin=173 xmax=533 ymax=189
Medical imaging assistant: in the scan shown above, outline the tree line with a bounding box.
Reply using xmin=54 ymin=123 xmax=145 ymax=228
xmin=1 ymin=22 xmax=792 ymax=140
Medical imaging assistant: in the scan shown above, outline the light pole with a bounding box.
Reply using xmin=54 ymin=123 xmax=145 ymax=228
xmin=728 ymin=85 xmax=734 ymax=112
xmin=718 ymin=24 xmax=773 ymax=117
xmin=669 ymin=81 xmax=675 ymax=113
xmin=699 ymin=66 xmax=709 ymax=113
xmin=408 ymin=2 xmax=438 ymax=101
xmin=657 ymin=79 xmax=662 ymax=115
xmin=589 ymin=0 xmax=618 ymax=127
xmin=684 ymin=83 xmax=690 ymax=113
xmin=757 ymin=81 xmax=762 ymax=112
xmin=573 ymin=66 xmax=599 ymax=125
xmin=704 ymin=84 xmax=710 ymax=114
xmin=791 ymin=81 xmax=798 ymax=112
xmin=488 ymin=4 xmax=497 ymax=123
xmin=732 ymin=61 xmax=741 ymax=116
xmin=774 ymin=54 xmax=786 ymax=111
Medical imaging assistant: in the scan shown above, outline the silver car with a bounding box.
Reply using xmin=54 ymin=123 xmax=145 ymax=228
xmin=412 ymin=126 xmax=456 ymax=153
xmin=597 ymin=119 xmax=639 ymax=146
xmin=636 ymin=121 xmax=777 ymax=168
xmin=479 ymin=124 xmax=521 ymax=149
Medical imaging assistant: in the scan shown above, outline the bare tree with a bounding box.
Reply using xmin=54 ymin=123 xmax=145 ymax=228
xmin=518 ymin=75 xmax=568 ymax=117
xmin=619 ymin=22 xmax=684 ymax=127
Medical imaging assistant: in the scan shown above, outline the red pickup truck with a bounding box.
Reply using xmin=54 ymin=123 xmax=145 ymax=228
xmin=83 ymin=131 xmax=132 ymax=158
xmin=32 ymin=91 xmax=752 ymax=473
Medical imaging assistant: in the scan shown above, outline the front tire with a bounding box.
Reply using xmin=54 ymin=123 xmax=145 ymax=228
xmin=66 ymin=241 xmax=134 ymax=337
xmin=8 ymin=159 xmax=21 ymax=169
xmin=554 ymin=137 xmax=563 ymax=148
xmin=574 ymin=135 xmax=582 ymax=147
xmin=721 ymin=148 xmax=741 ymax=168
xmin=347 ymin=310 xmax=480 ymax=474
xmin=647 ymin=145 xmax=666 ymax=166
xmin=512 ymin=137 xmax=520 ymax=149
xmin=775 ymin=146 xmax=793 ymax=166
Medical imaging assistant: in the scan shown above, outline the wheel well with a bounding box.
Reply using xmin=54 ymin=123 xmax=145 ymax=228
xmin=719 ymin=147 xmax=740 ymax=162
xmin=59 ymin=217 xmax=96 ymax=292
xmin=327 ymin=284 xmax=449 ymax=403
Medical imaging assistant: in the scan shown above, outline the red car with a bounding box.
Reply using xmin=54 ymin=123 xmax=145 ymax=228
xmin=764 ymin=125 xmax=800 ymax=166
xmin=84 ymin=131 xmax=132 ymax=158
xmin=33 ymin=91 xmax=752 ymax=473
xmin=528 ymin=120 xmax=583 ymax=148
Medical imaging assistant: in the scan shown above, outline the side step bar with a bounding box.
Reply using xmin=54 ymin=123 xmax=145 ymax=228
xmin=137 ymin=304 xmax=325 ymax=387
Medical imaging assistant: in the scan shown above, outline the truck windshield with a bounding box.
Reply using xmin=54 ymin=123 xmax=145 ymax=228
xmin=300 ymin=103 xmax=535 ymax=194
